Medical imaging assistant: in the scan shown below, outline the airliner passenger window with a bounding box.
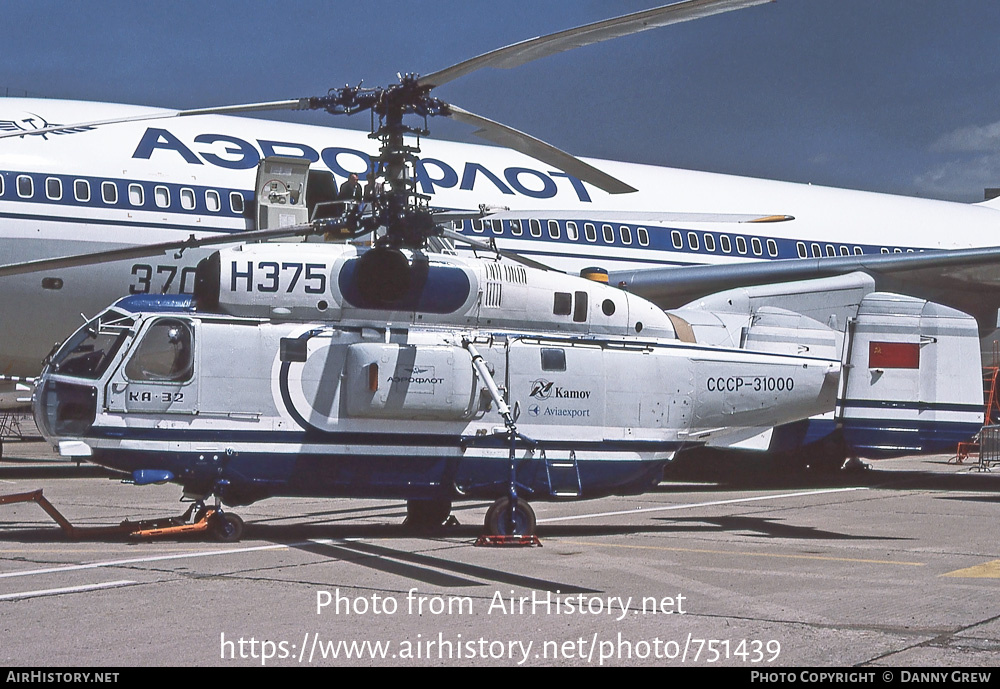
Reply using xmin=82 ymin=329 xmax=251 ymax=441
xmin=720 ymin=235 xmax=731 ymax=253
xmin=230 ymin=192 xmax=245 ymax=214
xmin=854 ymin=247 xmax=863 ymax=255
xmin=638 ymin=228 xmax=649 ymax=246
xmin=74 ymin=180 xmax=90 ymax=203
xmin=128 ymin=184 xmax=144 ymax=206
xmin=46 ymin=177 xmax=62 ymax=200
xmin=548 ymin=220 xmax=561 ymax=239
xmin=102 ymin=182 xmax=118 ymax=204
xmin=530 ymin=219 xmax=542 ymax=237
xmin=751 ymin=238 xmax=763 ymax=256
xmin=510 ymin=219 xmax=522 ymax=236
xmin=620 ymin=226 xmax=632 ymax=245
xmin=16 ymin=175 xmax=32 ymax=198
xmin=602 ymin=224 xmax=614 ymax=243
xmin=491 ymin=219 xmax=503 ymax=235
xmin=796 ymin=242 xmax=807 ymax=258
xmin=206 ymin=190 xmax=221 ymax=212
xmin=766 ymin=239 xmax=778 ymax=257
xmin=0 ymin=175 xmax=4 ymax=196
xmin=736 ymin=236 xmax=747 ymax=254
xmin=825 ymin=244 xmax=835 ymax=256
xmin=704 ymin=234 xmax=716 ymax=252
xmin=125 ymin=319 xmax=194 ymax=383
xmin=811 ymin=243 xmax=821 ymax=257
xmin=154 ymin=186 xmax=170 ymax=208
xmin=472 ymin=219 xmax=484 ymax=233
xmin=671 ymin=231 xmax=682 ymax=249
xmin=180 ymin=188 xmax=196 ymax=210
xmin=839 ymin=246 xmax=849 ymax=256
xmin=585 ymin=223 xmax=597 ymax=242
xmin=688 ymin=232 xmax=700 ymax=251
xmin=566 ymin=222 xmax=579 ymax=240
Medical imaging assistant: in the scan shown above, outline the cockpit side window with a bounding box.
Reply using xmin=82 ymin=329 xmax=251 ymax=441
xmin=52 ymin=313 xmax=134 ymax=380
xmin=125 ymin=318 xmax=194 ymax=382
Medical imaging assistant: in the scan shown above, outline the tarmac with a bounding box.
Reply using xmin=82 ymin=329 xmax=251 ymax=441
xmin=2 ymin=430 xmax=1000 ymax=668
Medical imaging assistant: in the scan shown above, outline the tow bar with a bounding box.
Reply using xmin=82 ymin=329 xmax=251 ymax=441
xmin=0 ymin=489 xmax=217 ymax=539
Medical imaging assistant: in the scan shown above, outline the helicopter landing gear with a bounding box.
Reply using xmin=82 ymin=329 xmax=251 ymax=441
xmin=484 ymin=496 xmax=536 ymax=537
xmin=208 ymin=511 xmax=245 ymax=543
xmin=403 ymin=499 xmax=453 ymax=530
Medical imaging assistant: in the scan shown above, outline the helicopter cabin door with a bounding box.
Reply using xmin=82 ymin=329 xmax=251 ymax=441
xmin=105 ymin=317 xmax=199 ymax=414
xmin=506 ymin=339 xmax=605 ymax=440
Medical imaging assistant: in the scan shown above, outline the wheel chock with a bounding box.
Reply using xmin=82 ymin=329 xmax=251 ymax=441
xmin=474 ymin=534 xmax=542 ymax=547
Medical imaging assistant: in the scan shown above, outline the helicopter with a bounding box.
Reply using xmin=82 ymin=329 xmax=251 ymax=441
xmin=12 ymin=0 xmax=988 ymax=538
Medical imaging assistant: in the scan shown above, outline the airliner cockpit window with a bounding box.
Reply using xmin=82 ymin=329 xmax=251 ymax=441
xmin=125 ymin=319 xmax=194 ymax=382
xmin=52 ymin=312 xmax=134 ymax=380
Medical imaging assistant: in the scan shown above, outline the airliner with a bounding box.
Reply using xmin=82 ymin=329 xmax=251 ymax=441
xmin=3 ymin=94 xmax=1000 ymax=381
xmin=5 ymin=0 xmax=1000 ymax=384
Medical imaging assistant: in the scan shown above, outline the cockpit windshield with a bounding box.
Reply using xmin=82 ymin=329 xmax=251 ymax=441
xmin=51 ymin=310 xmax=135 ymax=380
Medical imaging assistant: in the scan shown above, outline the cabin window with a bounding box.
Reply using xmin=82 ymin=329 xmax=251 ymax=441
xmin=154 ymin=185 xmax=170 ymax=208
xmin=854 ymin=246 xmax=863 ymax=255
xmin=553 ymin=292 xmax=572 ymax=316
xmin=230 ymin=191 xmax=245 ymax=214
xmin=906 ymin=248 xmax=914 ymax=253
xmin=74 ymin=179 xmax=90 ymax=202
xmin=620 ymin=226 xmax=632 ymax=245
xmin=881 ymin=247 xmax=889 ymax=254
xmin=510 ymin=219 xmax=522 ymax=236
xmin=602 ymin=224 xmax=614 ymax=243
xmin=128 ymin=183 xmax=144 ymax=206
xmin=45 ymin=177 xmax=62 ymax=200
xmin=205 ymin=190 xmax=221 ymax=212
xmin=704 ymin=233 xmax=716 ymax=252
xmin=51 ymin=315 xmax=134 ymax=380
xmin=687 ymin=232 xmax=700 ymax=251
xmin=472 ymin=219 xmax=484 ymax=233
xmin=102 ymin=181 xmax=118 ymax=204
xmin=573 ymin=291 xmax=588 ymax=322
xmin=839 ymin=245 xmax=849 ymax=256
xmin=736 ymin=236 xmax=747 ymax=254
xmin=530 ymin=219 xmax=542 ymax=237
xmin=491 ymin=219 xmax=503 ymax=235
xmin=671 ymin=230 xmax=683 ymax=249
xmin=584 ymin=223 xmax=597 ymax=242
xmin=125 ymin=318 xmax=194 ymax=383
xmin=638 ymin=227 xmax=649 ymax=246
xmin=180 ymin=188 xmax=196 ymax=210
xmin=540 ymin=348 xmax=566 ymax=372
xmin=810 ymin=243 xmax=821 ymax=257
xmin=566 ymin=221 xmax=579 ymax=241
xmin=16 ymin=175 xmax=33 ymax=198
xmin=548 ymin=220 xmax=560 ymax=239
xmin=894 ymin=248 xmax=902 ymax=253
xmin=751 ymin=237 xmax=763 ymax=256
xmin=766 ymin=239 xmax=778 ymax=257
xmin=720 ymin=234 xmax=732 ymax=253
xmin=0 ymin=175 xmax=4 ymax=196
xmin=796 ymin=241 xmax=807 ymax=258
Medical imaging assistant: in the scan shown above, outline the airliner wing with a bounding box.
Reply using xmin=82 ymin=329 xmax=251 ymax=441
xmin=610 ymin=246 xmax=1000 ymax=326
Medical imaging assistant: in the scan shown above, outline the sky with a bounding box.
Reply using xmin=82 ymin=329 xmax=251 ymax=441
xmin=2 ymin=0 xmax=1000 ymax=202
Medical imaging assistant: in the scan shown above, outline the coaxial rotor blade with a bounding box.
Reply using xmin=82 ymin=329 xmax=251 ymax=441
xmin=440 ymin=228 xmax=558 ymax=273
xmin=0 ymin=99 xmax=313 ymax=140
xmin=0 ymin=221 xmax=342 ymax=278
xmin=447 ymin=104 xmax=636 ymax=195
xmin=419 ymin=0 xmax=771 ymax=88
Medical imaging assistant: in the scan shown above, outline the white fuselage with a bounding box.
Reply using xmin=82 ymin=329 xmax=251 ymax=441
xmin=3 ymin=97 xmax=1000 ymax=376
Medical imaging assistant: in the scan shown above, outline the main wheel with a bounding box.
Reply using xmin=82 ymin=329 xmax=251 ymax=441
xmin=484 ymin=497 xmax=536 ymax=536
xmin=209 ymin=512 xmax=244 ymax=543
xmin=404 ymin=499 xmax=453 ymax=530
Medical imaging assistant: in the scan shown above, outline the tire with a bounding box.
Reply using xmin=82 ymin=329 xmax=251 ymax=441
xmin=484 ymin=497 xmax=536 ymax=536
xmin=209 ymin=512 xmax=244 ymax=543
xmin=404 ymin=499 xmax=452 ymax=530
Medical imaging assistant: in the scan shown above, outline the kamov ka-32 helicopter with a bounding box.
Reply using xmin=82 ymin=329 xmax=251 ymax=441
xmin=16 ymin=0 xmax=988 ymax=538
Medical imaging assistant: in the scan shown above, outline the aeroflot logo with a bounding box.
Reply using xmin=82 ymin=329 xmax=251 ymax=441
xmin=131 ymin=127 xmax=594 ymax=202
xmin=388 ymin=367 xmax=444 ymax=385
xmin=1 ymin=112 xmax=94 ymax=141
